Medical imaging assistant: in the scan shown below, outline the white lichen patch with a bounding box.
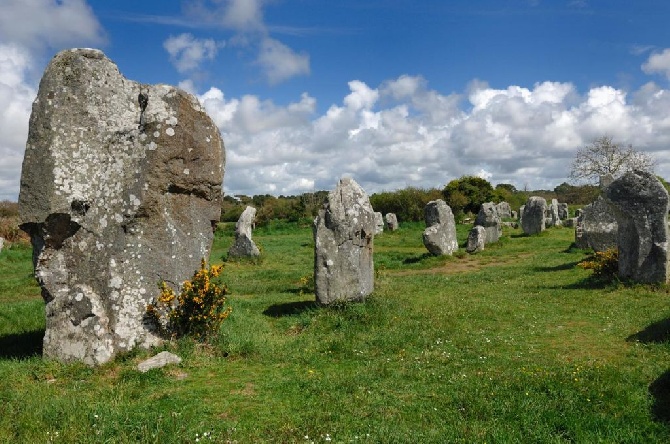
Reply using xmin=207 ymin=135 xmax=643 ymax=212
xmin=166 ymin=127 xmax=175 ymax=136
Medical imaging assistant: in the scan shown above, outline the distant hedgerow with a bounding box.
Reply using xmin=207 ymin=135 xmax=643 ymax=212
xmin=147 ymin=259 xmax=231 ymax=341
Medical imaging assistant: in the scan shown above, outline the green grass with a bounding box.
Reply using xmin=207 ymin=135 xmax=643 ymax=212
xmin=1 ymin=222 xmax=670 ymax=442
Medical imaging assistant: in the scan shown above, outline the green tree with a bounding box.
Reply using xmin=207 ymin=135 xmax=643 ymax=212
xmin=442 ymin=176 xmax=494 ymax=219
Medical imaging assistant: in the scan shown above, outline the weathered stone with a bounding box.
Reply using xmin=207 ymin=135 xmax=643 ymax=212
xmin=466 ymin=225 xmax=486 ymax=253
xmin=575 ymin=208 xmax=583 ymax=218
xmin=137 ymin=351 xmax=182 ymax=373
xmin=496 ymin=201 xmax=512 ymax=219
xmin=228 ymin=206 xmax=260 ymax=258
xmin=385 ymin=213 xmax=399 ymax=231
xmin=474 ymin=202 xmax=502 ymax=243
xmin=0 ymin=237 xmax=4 ymax=252
xmin=605 ymin=170 xmax=669 ymax=283
xmin=563 ymin=217 xmax=577 ymax=228
xmin=545 ymin=199 xmax=562 ymax=227
xmin=502 ymin=221 xmax=519 ymax=229
xmin=374 ymin=212 xmax=384 ymax=235
xmin=422 ymin=200 xmax=458 ymax=256
xmin=558 ymin=203 xmax=569 ymax=220
xmin=313 ymin=178 xmax=375 ymax=305
xmin=424 ymin=199 xmax=453 ymax=226
xmin=511 ymin=210 xmax=518 ymax=220
xmin=18 ymin=49 xmax=224 ymax=365
xmin=521 ymin=197 xmax=546 ymax=235
xmin=576 ymin=196 xmax=617 ymax=252
xmin=519 ymin=205 xmax=525 ymax=225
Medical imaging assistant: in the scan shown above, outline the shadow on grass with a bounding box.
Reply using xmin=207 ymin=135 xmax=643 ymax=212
xmin=627 ymin=318 xmax=670 ymax=344
xmin=263 ymin=300 xmax=318 ymax=318
xmin=0 ymin=329 xmax=43 ymax=359
xmin=650 ymin=369 xmax=670 ymax=423
xmin=402 ymin=253 xmax=433 ymax=264
xmin=547 ymin=276 xmax=617 ymax=290
xmin=533 ymin=261 xmax=582 ymax=272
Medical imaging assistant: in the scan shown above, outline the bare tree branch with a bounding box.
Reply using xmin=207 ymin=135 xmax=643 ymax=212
xmin=569 ymin=136 xmax=656 ymax=184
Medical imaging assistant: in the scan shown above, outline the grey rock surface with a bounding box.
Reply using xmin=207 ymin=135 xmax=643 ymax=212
xmin=313 ymin=178 xmax=375 ymax=305
xmin=385 ymin=213 xmax=399 ymax=231
xmin=422 ymin=199 xmax=458 ymax=256
xmin=576 ymin=196 xmax=617 ymax=252
xmin=545 ymin=198 xmax=562 ymax=228
xmin=521 ymin=197 xmax=546 ymax=235
xmin=496 ymin=201 xmax=512 ymax=219
xmin=605 ymin=170 xmax=669 ymax=283
xmin=137 ymin=351 xmax=182 ymax=373
xmin=228 ymin=206 xmax=260 ymax=258
xmin=18 ymin=48 xmax=224 ymax=365
xmin=475 ymin=202 xmax=502 ymax=243
xmin=466 ymin=225 xmax=486 ymax=253
xmin=374 ymin=212 xmax=384 ymax=235
xmin=558 ymin=203 xmax=569 ymax=220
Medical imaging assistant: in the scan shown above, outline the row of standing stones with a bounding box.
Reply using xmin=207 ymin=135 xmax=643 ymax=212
xmin=16 ymin=49 xmax=670 ymax=366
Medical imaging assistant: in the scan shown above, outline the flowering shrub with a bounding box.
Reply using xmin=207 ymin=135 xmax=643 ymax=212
xmin=147 ymin=259 xmax=231 ymax=340
xmin=578 ymin=248 xmax=619 ymax=279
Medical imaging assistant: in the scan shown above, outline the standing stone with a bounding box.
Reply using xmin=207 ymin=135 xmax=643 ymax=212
xmin=18 ymin=49 xmax=224 ymax=365
xmin=563 ymin=217 xmax=577 ymax=228
xmin=474 ymin=202 xmax=502 ymax=244
xmin=521 ymin=197 xmax=547 ymax=235
xmin=374 ymin=212 xmax=384 ymax=235
xmin=422 ymin=199 xmax=458 ymax=256
xmin=558 ymin=203 xmax=569 ymax=220
xmin=0 ymin=237 xmax=4 ymax=252
xmin=385 ymin=213 xmax=399 ymax=231
xmin=575 ymin=208 xmax=583 ymax=218
xmin=227 ymin=206 xmax=260 ymax=258
xmin=575 ymin=196 xmax=617 ymax=252
xmin=545 ymin=198 xmax=562 ymax=227
xmin=313 ymin=178 xmax=375 ymax=305
xmin=605 ymin=170 xmax=669 ymax=283
xmin=519 ymin=205 xmax=525 ymax=225
xmin=511 ymin=210 xmax=518 ymax=220
xmin=466 ymin=226 xmax=486 ymax=253
xmin=496 ymin=202 xmax=512 ymax=219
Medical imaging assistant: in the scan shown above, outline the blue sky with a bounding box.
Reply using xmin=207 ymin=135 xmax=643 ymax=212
xmin=2 ymin=0 xmax=670 ymax=200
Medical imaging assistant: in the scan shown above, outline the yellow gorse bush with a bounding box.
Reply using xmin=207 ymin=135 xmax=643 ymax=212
xmin=147 ymin=259 xmax=231 ymax=340
xmin=578 ymin=247 xmax=619 ymax=279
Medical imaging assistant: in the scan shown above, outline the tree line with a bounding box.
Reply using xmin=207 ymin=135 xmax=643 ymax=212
xmin=219 ymin=178 xmax=612 ymax=226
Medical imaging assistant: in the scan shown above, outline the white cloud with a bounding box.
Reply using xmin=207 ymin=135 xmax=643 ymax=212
xmin=163 ymin=33 xmax=223 ymax=74
xmin=255 ymin=37 xmax=310 ymax=84
xmin=0 ymin=0 xmax=105 ymax=51
xmin=195 ymin=75 xmax=670 ymax=198
xmin=182 ymin=1 xmax=310 ymax=84
xmin=0 ymin=44 xmax=37 ymax=200
xmin=221 ymin=0 xmax=265 ymax=32
xmin=642 ymin=48 xmax=670 ymax=80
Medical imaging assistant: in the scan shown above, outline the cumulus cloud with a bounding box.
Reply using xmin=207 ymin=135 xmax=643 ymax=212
xmin=255 ymin=37 xmax=310 ymax=85
xmin=0 ymin=44 xmax=37 ymax=200
xmin=642 ymin=48 xmax=670 ymax=80
xmin=194 ymin=74 xmax=670 ymax=197
xmin=164 ymin=33 xmax=223 ymax=74
xmin=182 ymin=0 xmax=310 ymax=84
xmin=0 ymin=0 xmax=105 ymax=51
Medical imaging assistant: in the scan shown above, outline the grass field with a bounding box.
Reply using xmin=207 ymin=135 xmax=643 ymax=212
xmin=1 ymin=221 xmax=670 ymax=443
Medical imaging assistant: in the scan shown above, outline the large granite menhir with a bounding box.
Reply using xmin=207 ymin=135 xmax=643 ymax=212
xmin=313 ymin=178 xmax=375 ymax=305
xmin=605 ymin=170 xmax=669 ymax=283
xmin=18 ymin=49 xmax=225 ymax=365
